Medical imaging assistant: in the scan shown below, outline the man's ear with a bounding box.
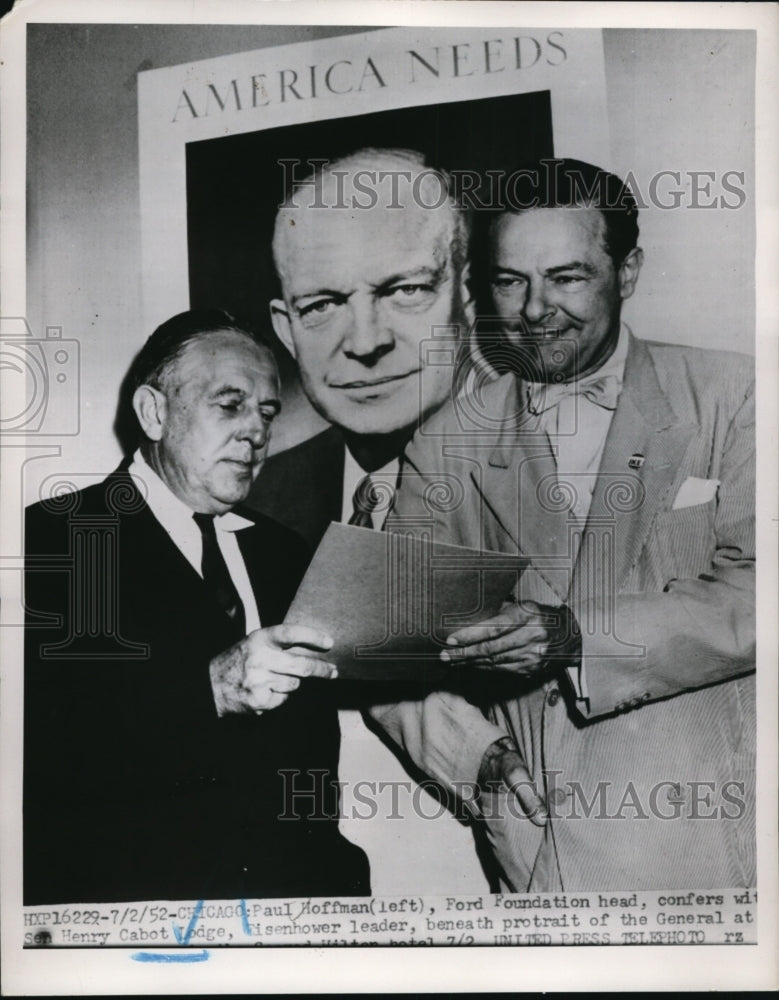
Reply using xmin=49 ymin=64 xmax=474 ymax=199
xmin=459 ymin=261 xmax=476 ymax=330
xmin=270 ymin=299 xmax=296 ymax=359
xmin=132 ymin=385 xmax=167 ymax=443
xmin=618 ymin=247 xmax=643 ymax=301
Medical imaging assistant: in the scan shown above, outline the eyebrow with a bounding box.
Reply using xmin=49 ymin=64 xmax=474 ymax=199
xmin=546 ymin=261 xmax=597 ymax=275
xmin=491 ymin=261 xmax=598 ymax=277
xmin=375 ymin=264 xmax=445 ymax=290
xmin=290 ymin=288 xmax=349 ymax=307
xmin=290 ymin=263 xmax=447 ymax=305
xmin=213 ymin=385 xmax=281 ymax=411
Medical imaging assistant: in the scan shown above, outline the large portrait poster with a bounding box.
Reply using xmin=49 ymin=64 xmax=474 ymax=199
xmin=1 ymin=1 xmax=777 ymax=995
xmin=138 ymin=26 xmax=611 ymax=450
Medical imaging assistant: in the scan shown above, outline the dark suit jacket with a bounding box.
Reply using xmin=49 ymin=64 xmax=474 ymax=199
xmin=246 ymin=426 xmax=346 ymax=551
xmin=24 ymin=467 xmax=369 ymax=904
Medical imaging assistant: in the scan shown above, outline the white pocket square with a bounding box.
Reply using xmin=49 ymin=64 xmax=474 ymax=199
xmin=672 ymin=477 xmax=720 ymax=510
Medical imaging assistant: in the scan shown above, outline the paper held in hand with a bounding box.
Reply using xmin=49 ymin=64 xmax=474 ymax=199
xmin=284 ymin=522 xmax=528 ymax=680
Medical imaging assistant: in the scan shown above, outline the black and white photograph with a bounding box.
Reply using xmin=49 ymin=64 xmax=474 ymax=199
xmin=1 ymin=1 xmax=776 ymax=994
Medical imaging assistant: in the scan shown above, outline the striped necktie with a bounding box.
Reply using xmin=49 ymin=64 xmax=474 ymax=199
xmin=348 ymin=475 xmax=381 ymax=529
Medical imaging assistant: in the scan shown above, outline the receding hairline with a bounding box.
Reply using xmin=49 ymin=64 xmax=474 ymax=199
xmin=278 ymin=147 xmax=431 ymax=206
xmin=155 ymin=327 xmax=277 ymax=390
xmin=272 ymin=150 xmax=467 ymax=284
xmin=489 ymin=204 xmax=616 ymax=263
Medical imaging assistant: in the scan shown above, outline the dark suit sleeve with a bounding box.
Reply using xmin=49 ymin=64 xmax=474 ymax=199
xmin=23 ymin=497 xmax=238 ymax=902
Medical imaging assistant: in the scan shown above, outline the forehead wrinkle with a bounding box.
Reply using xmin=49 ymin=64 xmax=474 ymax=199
xmin=274 ymin=194 xmax=458 ymax=292
xmin=167 ymin=332 xmax=275 ymax=395
xmin=491 ymin=207 xmax=612 ymax=269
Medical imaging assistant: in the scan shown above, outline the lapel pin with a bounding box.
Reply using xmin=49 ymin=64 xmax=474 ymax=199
xmin=628 ymin=453 xmax=645 ymax=470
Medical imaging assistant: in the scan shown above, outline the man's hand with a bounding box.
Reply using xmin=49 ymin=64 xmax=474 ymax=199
xmin=209 ymin=624 xmax=337 ymax=717
xmin=440 ymin=600 xmax=580 ymax=678
xmin=478 ymin=736 xmax=548 ymax=826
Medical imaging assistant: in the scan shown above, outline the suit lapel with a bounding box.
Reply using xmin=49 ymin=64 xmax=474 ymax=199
xmin=480 ymin=383 xmax=575 ymax=601
xmin=111 ymin=466 xmax=239 ymax=646
xmin=576 ymin=335 xmax=696 ymax=592
xmin=250 ymin=426 xmax=345 ymax=550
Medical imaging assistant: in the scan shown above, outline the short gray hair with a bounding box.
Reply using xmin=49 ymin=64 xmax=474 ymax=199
xmin=273 ymin=147 xmax=471 ymax=280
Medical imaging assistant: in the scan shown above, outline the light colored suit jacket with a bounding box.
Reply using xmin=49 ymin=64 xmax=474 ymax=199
xmin=372 ymin=334 xmax=755 ymax=891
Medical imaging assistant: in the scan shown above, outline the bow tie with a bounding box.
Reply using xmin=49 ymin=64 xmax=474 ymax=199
xmin=525 ymin=373 xmax=621 ymax=416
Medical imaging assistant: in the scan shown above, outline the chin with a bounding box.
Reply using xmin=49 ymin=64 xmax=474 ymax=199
xmin=213 ymin=481 xmax=251 ymax=508
xmin=325 ymin=403 xmax=409 ymax=439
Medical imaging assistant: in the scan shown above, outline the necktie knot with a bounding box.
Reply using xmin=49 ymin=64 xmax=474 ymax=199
xmin=526 ymin=372 xmax=621 ymax=416
xmin=192 ymin=511 xmax=216 ymax=536
xmin=349 ymin=475 xmax=381 ymax=528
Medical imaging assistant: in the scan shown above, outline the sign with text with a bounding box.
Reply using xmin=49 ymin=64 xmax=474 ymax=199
xmin=138 ymin=26 xmax=610 ymax=333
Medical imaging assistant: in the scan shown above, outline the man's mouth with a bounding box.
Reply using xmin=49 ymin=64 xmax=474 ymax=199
xmin=525 ymin=328 xmax=568 ymax=340
xmin=223 ymin=458 xmax=255 ymax=471
xmin=331 ymin=370 xmax=420 ymax=390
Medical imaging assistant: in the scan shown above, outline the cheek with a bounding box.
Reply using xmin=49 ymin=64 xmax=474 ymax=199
xmin=493 ymin=298 xmax=517 ymax=317
xmin=295 ymin=339 xmax=336 ymax=384
xmin=555 ymin=292 xmax=593 ymax=321
xmin=419 ymin=365 xmax=452 ymax=409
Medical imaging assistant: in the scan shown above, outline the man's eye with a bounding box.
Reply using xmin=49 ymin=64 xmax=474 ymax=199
xmin=259 ymin=408 xmax=277 ymax=424
xmin=386 ymin=283 xmax=434 ymax=305
xmin=219 ymin=401 xmax=241 ymax=413
xmin=297 ymin=299 xmax=337 ymax=319
xmin=553 ymin=274 xmax=586 ymax=285
xmin=492 ymin=276 xmax=524 ymax=292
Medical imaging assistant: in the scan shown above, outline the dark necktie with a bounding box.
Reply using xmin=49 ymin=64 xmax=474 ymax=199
xmin=193 ymin=512 xmax=246 ymax=638
xmin=348 ymin=475 xmax=380 ymax=528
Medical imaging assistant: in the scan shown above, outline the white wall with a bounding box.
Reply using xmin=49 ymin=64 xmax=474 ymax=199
xmin=603 ymin=29 xmax=755 ymax=351
xmin=24 ymin=26 xmax=754 ymax=503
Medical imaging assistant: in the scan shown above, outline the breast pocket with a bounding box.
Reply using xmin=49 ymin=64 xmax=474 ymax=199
xmin=651 ymin=500 xmax=717 ymax=584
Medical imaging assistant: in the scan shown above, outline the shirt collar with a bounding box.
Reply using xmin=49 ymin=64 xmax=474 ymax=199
xmin=341 ymin=447 xmax=400 ymax=526
xmin=128 ymin=450 xmax=254 ymax=534
xmin=343 ymin=448 xmax=400 ymax=494
xmin=524 ymin=321 xmax=631 ymax=396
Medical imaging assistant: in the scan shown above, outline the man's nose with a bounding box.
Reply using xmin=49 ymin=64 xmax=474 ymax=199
xmin=522 ymin=281 xmax=554 ymax=327
xmin=241 ymin=411 xmax=270 ymax=449
xmin=342 ymin=297 xmax=395 ymax=361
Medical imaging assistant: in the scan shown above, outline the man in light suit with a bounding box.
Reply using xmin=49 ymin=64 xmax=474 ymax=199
xmin=24 ymin=308 xmax=368 ymax=903
xmin=246 ymin=149 xmax=493 ymax=893
xmin=372 ymin=159 xmax=755 ymax=890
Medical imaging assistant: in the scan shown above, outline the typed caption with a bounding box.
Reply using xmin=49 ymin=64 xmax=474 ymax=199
xmin=23 ymin=889 xmax=756 ymax=949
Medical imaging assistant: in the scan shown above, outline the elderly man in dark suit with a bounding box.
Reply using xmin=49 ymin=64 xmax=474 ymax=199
xmin=24 ymin=308 xmax=368 ymax=904
xmin=371 ymin=159 xmax=755 ymax=891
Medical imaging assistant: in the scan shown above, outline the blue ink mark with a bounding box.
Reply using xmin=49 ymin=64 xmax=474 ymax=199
xmin=171 ymin=898 xmax=204 ymax=945
xmin=132 ymin=950 xmax=209 ymax=963
xmin=239 ymin=898 xmax=251 ymax=937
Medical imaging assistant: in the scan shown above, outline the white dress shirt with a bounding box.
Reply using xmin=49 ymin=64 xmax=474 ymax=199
xmin=524 ymin=323 xmax=630 ymax=528
xmin=128 ymin=450 xmax=261 ymax=633
xmin=337 ymin=445 xmax=490 ymax=895
xmin=523 ymin=324 xmax=631 ymax=700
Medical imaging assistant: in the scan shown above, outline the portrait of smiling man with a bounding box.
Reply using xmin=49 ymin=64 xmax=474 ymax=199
xmin=24 ymin=308 xmax=368 ymax=904
xmin=247 ymin=148 xmax=492 ymax=894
